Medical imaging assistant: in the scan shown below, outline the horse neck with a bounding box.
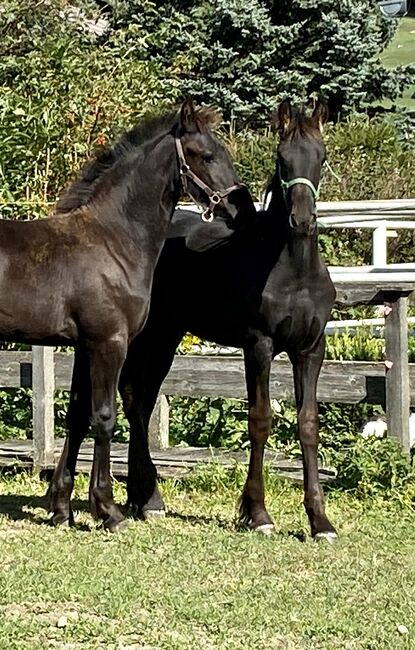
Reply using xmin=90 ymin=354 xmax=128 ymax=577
xmin=93 ymin=134 xmax=180 ymax=254
xmin=267 ymin=183 xmax=320 ymax=273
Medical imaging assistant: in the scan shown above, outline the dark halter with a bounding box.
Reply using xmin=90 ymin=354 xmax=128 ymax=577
xmin=175 ymin=132 xmax=245 ymax=223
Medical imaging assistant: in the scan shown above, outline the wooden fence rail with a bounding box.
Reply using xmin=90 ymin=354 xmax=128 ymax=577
xmin=0 ymin=277 xmax=414 ymax=466
xmin=0 ymin=350 xmax=414 ymax=464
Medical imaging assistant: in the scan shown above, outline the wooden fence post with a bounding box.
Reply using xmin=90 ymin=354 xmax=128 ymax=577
xmin=148 ymin=394 xmax=169 ymax=450
xmin=385 ymin=296 xmax=410 ymax=452
xmin=32 ymin=346 xmax=55 ymax=471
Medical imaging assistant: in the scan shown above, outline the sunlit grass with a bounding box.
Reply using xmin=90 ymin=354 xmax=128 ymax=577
xmin=0 ymin=470 xmax=414 ymax=649
xmin=381 ymin=15 xmax=415 ymax=109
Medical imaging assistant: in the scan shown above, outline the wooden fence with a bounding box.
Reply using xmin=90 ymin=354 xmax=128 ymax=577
xmin=0 ymin=275 xmax=413 ymax=469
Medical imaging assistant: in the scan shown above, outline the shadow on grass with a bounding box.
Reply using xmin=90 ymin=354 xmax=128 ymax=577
xmin=0 ymin=492 xmax=91 ymax=530
xmin=166 ymin=510 xmax=307 ymax=541
xmin=166 ymin=510 xmax=232 ymax=530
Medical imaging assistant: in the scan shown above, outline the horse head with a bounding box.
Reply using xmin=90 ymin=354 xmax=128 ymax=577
xmin=176 ymin=99 xmax=250 ymax=222
xmin=275 ymin=99 xmax=328 ymax=236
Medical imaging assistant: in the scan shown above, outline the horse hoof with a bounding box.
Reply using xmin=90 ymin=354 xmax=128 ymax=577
xmin=104 ymin=517 xmax=129 ymax=534
xmin=314 ymin=531 xmax=337 ymax=544
xmin=253 ymin=523 xmax=274 ymax=536
xmin=143 ymin=509 xmax=166 ymax=520
xmin=49 ymin=514 xmax=72 ymax=528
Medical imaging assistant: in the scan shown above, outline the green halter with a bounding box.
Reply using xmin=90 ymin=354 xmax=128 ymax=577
xmin=280 ymin=177 xmax=320 ymax=200
xmin=278 ymin=161 xmax=341 ymax=202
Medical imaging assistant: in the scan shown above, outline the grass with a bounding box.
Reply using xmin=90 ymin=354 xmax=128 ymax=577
xmin=381 ymin=16 xmax=415 ymax=108
xmin=0 ymin=469 xmax=415 ymax=649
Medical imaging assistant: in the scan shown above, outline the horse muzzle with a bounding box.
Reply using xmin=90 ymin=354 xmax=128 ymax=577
xmin=289 ymin=211 xmax=317 ymax=235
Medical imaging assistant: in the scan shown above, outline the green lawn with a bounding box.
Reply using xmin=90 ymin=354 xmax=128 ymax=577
xmin=381 ymin=16 xmax=415 ymax=108
xmin=0 ymin=470 xmax=414 ymax=649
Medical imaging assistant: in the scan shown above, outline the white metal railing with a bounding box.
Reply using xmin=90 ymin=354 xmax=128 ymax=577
xmin=325 ymin=317 xmax=415 ymax=334
xmin=317 ymin=199 xmax=415 ymax=266
xmin=178 ymin=198 xmax=415 ymax=267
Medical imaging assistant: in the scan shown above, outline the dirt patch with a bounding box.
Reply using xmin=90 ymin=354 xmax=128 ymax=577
xmin=0 ymin=600 xmax=109 ymax=626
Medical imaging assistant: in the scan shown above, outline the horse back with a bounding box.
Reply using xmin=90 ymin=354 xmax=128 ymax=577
xmin=0 ymin=212 xmax=145 ymax=344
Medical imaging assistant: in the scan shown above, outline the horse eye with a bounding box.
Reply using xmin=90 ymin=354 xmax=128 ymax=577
xmin=203 ymin=155 xmax=214 ymax=164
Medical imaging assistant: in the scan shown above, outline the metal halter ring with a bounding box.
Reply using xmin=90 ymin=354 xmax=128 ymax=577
xmin=201 ymin=208 xmax=215 ymax=223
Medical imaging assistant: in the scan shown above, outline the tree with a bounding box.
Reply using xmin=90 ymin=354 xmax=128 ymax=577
xmin=0 ymin=0 xmax=178 ymax=217
xmin=108 ymin=0 xmax=415 ymax=126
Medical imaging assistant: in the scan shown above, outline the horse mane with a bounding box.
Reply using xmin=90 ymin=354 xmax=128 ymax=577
xmin=55 ymin=106 xmax=220 ymax=215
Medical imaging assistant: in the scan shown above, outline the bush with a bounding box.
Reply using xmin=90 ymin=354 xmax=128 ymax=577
xmin=329 ymin=436 xmax=415 ymax=503
xmin=0 ymin=0 xmax=178 ymax=219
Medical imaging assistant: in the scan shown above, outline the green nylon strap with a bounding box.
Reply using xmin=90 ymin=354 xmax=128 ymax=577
xmin=280 ymin=177 xmax=320 ymax=200
xmin=323 ymin=160 xmax=342 ymax=183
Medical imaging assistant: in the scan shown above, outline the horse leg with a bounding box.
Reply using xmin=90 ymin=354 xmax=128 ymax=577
xmin=88 ymin=336 xmax=127 ymax=532
xmin=46 ymin=345 xmax=91 ymax=526
xmin=120 ymin=327 xmax=183 ymax=518
xmin=291 ymin=338 xmax=337 ymax=541
xmin=239 ymin=335 xmax=274 ymax=534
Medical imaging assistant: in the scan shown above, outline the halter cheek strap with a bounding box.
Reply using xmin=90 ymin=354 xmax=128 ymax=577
xmin=175 ymin=133 xmax=244 ymax=223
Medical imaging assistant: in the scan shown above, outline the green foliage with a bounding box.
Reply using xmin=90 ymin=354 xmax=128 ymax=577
xmin=0 ymin=389 xmax=32 ymax=440
xmin=168 ymin=393 xmax=372 ymax=456
xmin=169 ymin=396 xmax=249 ymax=449
xmin=330 ymin=437 xmax=415 ymax=502
xmin=108 ymin=0 xmax=415 ymax=125
xmin=326 ymin=327 xmax=415 ymax=361
xmin=168 ymin=395 xmax=415 ymax=502
xmin=325 ymin=328 xmax=385 ymax=361
xmin=0 ymin=0 xmax=178 ymax=219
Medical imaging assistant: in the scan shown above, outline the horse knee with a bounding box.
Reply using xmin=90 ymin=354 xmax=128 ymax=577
xmin=91 ymin=405 xmax=115 ymax=442
xmin=249 ymin=412 xmax=272 ymax=445
xmin=298 ymin=412 xmax=319 ymax=445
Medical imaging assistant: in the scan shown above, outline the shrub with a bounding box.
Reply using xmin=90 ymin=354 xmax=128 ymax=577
xmin=329 ymin=436 xmax=415 ymax=503
xmin=0 ymin=0 xmax=178 ymax=219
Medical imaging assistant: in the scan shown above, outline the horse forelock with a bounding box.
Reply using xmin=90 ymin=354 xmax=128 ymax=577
xmin=194 ymin=106 xmax=221 ymax=131
xmin=283 ymin=110 xmax=322 ymax=143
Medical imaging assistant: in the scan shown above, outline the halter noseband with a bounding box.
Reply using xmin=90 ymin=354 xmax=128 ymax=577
xmin=280 ymin=176 xmax=320 ymax=200
xmin=175 ymin=132 xmax=245 ymax=223
xmin=273 ymin=163 xmax=321 ymax=230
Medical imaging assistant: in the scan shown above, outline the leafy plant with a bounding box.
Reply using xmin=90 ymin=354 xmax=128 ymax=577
xmin=329 ymin=436 xmax=415 ymax=503
xmin=0 ymin=0 xmax=178 ymax=219
xmin=325 ymin=328 xmax=385 ymax=361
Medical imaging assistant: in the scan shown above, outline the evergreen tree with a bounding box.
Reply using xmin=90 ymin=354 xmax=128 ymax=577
xmin=110 ymin=0 xmax=415 ymax=125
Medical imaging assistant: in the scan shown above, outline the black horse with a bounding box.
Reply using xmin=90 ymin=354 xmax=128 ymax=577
xmin=1 ymin=99 xmax=252 ymax=531
xmin=120 ymin=100 xmax=338 ymax=541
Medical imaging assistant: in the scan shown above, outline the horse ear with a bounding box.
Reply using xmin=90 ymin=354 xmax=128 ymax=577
xmin=277 ymin=99 xmax=292 ymax=134
xmin=311 ymin=101 xmax=329 ymax=133
xmin=179 ymin=98 xmax=199 ymax=133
